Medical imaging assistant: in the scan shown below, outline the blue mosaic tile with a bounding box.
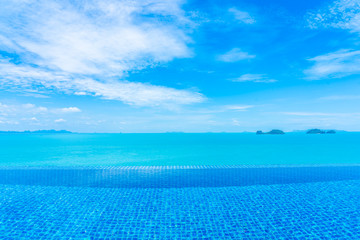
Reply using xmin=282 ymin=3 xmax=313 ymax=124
xmin=0 ymin=177 xmax=360 ymax=239
xmin=0 ymin=166 xmax=360 ymax=188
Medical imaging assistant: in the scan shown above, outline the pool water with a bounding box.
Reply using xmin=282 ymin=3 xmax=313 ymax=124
xmin=0 ymin=166 xmax=360 ymax=239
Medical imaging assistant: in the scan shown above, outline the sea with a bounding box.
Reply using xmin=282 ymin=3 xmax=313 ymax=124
xmin=0 ymin=132 xmax=359 ymax=166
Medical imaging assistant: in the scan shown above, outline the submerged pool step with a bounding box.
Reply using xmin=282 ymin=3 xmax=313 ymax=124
xmin=0 ymin=166 xmax=360 ymax=188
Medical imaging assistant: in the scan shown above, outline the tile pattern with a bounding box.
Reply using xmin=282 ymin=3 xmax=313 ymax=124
xmin=1 ymin=166 xmax=360 ymax=188
xmin=1 ymin=164 xmax=360 ymax=170
xmin=0 ymin=180 xmax=360 ymax=239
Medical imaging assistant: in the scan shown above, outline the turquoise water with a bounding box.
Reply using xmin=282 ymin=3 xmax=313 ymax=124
xmin=0 ymin=132 xmax=359 ymax=166
xmin=1 ymin=133 xmax=360 ymax=239
xmin=1 ymin=180 xmax=360 ymax=239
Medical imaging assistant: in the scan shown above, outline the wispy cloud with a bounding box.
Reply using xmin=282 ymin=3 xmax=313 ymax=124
xmin=304 ymin=1 xmax=360 ymax=80
xmin=0 ymin=102 xmax=81 ymax=117
xmin=217 ymin=48 xmax=255 ymax=62
xmin=0 ymin=119 xmax=19 ymax=125
xmin=232 ymin=119 xmax=241 ymax=126
xmin=225 ymin=105 xmax=254 ymax=111
xmin=58 ymin=107 xmax=81 ymax=113
xmin=54 ymin=118 xmax=66 ymax=123
xmin=0 ymin=0 xmax=192 ymax=75
xmin=185 ymin=104 xmax=254 ymax=115
xmin=282 ymin=112 xmax=334 ymax=116
xmin=229 ymin=8 xmax=255 ymax=24
xmin=0 ymin=0 xmax=204 ymax=107
xmin=21 ymin=117 xmax=39 ymax=122
xmin=281 ymin=112 xmax=360 ymax=117
xmin=21 ymin=92 xmax=50 ymax=98
xmin=22 ymin=104 xmax=48 ymax=114
xmin=231 ymin=74 xmax=277 ymax=83
xmin=304 ymin=49 xmax=360 ymax=79
xmin=319 ymin=95 xmax=360 ymax=100
xmin=306 ymin=0 xmax=360 ymax=33
xmin=0 ymin=102 xmax=47 ymax=117
xmin=0 ymin=60 xmax=204 ymax=106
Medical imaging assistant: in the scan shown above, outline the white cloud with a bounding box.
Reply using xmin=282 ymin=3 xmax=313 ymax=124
xmin=0 ymin=103 xmax=10 ymax=116
xmin=231 ymin=74 xmax=277 ymax=83
xmin=229 ymin=8 xmax=255 ymax=24
xmin=281 ymin=112 xmax=360 ymax=117
xmin=225 ymin=105 xmax=254 ymax=111
xmin=319 ymin=95 xmax=360 ymax=100
xmin=22 ymin=103 xmax=48 ymax=112
xmin=54 ymin=118 xmax=66 ymax=123
xmin=0 ymin=102 xmax=82 ymax=119
xmin=304 ymin=1 xmax=360 ymax=80
xmin=0 ymin=119 xmax=19 ymax=125
xmin=74 ymin=92 xmax=88 ymax=96
xmin=73 ymin=78 xmax=204 ymax=106
xmin=306 ymin=0 xmax=360 ymax=33
xmin=21 ymin=92 xmax=50 ymax=98
xmin=304 ymin=49 xmax=360 ymax=79
xmin=0 ymin=0 xmax=192 ymax=75
xmin=18 ymin=103 xmax=48 ymax=115
xmin=0 ymin=55 xmax=204 ymax=107
xmin=232 ymin=119 xmax=241 ymax=126
xmin=282 ymin=112 xmax=334 ymax=116
xmin=58 ymin=107 xmax=81 ymax=113
xmin=0 ymin=0 xmax=204 ymax=107
xmin=0 ymin=56 xmax=204 ymax=106
xmin=217 ymin=48 xmax=255 ymax=62
xmin=20 ymin=116 xmax=39 ymax=123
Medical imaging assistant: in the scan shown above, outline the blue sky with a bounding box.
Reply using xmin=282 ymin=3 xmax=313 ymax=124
xmin=0 ymin=0 xmax=360 ymax=132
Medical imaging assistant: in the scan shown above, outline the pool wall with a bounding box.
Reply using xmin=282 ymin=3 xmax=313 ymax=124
xmin=1 ymin=165 xmax=360 ymax=188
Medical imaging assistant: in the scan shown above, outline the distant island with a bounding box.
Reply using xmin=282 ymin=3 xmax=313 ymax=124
xmin=0 ymin=130 xmax=72 ymax=133
xmin=256 ymin=129 xmax=285 ymax=135
xmin=306 ymin=129 xmax=336 ymax=134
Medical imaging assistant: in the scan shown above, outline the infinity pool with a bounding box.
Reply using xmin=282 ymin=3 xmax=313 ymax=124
xmin=1 ymin=166 xmax=360 ymax=239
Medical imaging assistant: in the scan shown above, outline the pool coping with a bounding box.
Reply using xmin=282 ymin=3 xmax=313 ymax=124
xmin=1 ymin=163 xmax=360 ymax=170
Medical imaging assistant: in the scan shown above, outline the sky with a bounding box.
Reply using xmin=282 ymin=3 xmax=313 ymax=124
xmin=0 ymin=0 xmax=360 ymax=132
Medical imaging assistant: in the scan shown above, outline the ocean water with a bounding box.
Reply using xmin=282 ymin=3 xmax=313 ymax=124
xmin=1 ymin=133 xmax=360 ymax=239
xmin=0 ymin=132 xmax=359 ymax=166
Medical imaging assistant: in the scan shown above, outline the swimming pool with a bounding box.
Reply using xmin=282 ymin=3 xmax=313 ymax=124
xmin=0 ymin=165 xmax=360 ymax=239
